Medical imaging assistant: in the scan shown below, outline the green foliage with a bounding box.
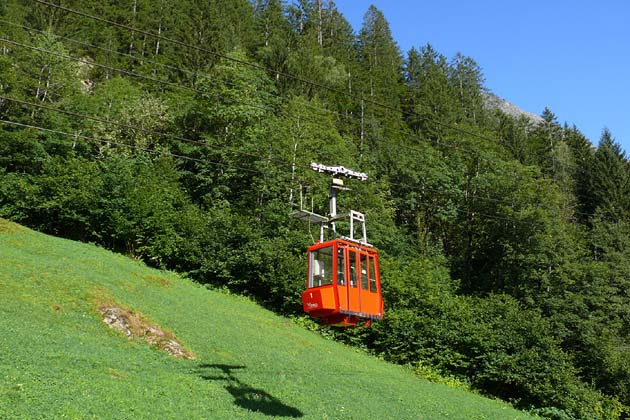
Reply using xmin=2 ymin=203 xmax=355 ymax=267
xmin=403 ymin=44 xmax=457 ymax=139
xmin=23 ymin=33 xmax=81 ymax=103
xmin=589 ymin=129 xmax=630 ymax=222
xmin=414 ymin=361 xmax=471 ymax=391
xmin=564 ymin=124 xmax=596 ymax=221
xmin=0 ymin=129 xmax=48 ymax=172
xmin=356 ymin=5 xmax=403 ymax=105
xmin=449 ymin=53 xmax=486 ymax=124
xmin=252 ymin=0 xmax=294 ymax=73
xmin=577 ymin=219 xmax=630 ymax=406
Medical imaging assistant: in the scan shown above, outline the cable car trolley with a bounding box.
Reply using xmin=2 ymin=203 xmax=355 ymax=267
xmin=291 ymin=163 xmax=384 ymax=327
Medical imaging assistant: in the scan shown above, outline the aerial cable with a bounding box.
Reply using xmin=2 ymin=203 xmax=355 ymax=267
xmin=0 ymin=36 xmax=587 ymax=224
xmin=0 ymin=93 xmax=582 ymax=224
xmin=0 ymin=97 xmax=562 ymax=227
xmin=0 ymin=55 xmax=588 ymax=226
xmin=0 ymin=18 xmax=496 ymax=164
xmin=0 ymin=117 xmax=564 ymax=228
xmin=0 ymin=36 xmax=190 ymax=92
xmin=0 ymin=97 xmax=363 ymax=198
xmin=33 ymin=0 xmax=507 ymax=149
xmin=0 ymin=55 xmax=582 ymax=223
xmin=0 ymin=36 xmax=365 ymax=168
xmin=0 ymin=19 xmax=343 ymax=122
xmin=387 ymin=180 xmax=590 ymax=219
xmin=0 ymin=118 xmax=263 ymax=174
xmin=0 ymin=94 xmax=305 ymax=173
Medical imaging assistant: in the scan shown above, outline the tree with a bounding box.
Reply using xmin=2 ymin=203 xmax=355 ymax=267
xmin=448 ymin=52 xmax=485 ymax=124
xmin=577 ymin=219 xmax=630 ymax=409
xmin=564 ymin=124 xmax=595 ymax=222
xmin=356 ymin=5 xmax=402 ymax=105
xmin=403 ymin=44 xmax=456 ymax=141
xmin=525 ymin=107 xmax=563 ymax=176
xmin=5 ymin=33 xmax=80 ymax=106
xmin=252 ymin=0 xmax=294 ymax=74
xmin=588 ymin=128 xmax=630 ymax=223
xmin=179 ymin=49 xmax=278 ymax=208
xmin=164 ymin=0 xmax=256 ymax=87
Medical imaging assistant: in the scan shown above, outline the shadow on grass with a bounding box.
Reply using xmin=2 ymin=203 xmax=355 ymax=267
xmin=196 ymin=363 xmax=303 ymax=418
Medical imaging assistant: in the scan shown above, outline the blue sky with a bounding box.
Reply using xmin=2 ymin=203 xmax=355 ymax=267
xmin=335 ymin=1 xmax=630 ymax=153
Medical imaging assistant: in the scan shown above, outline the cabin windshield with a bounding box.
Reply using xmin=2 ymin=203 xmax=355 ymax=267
xmin=309 ymin=246 xmax=333 ymax=287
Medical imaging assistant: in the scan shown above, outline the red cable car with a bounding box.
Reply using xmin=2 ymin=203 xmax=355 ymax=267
xmin=302 ymin=238 xmax=383 ymax=327
xmin=293 ymin=163 xmax=385 ymax=327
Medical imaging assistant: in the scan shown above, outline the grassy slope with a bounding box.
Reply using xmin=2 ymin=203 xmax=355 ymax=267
xmin=0 ymin=219 xmax=533 ymax=420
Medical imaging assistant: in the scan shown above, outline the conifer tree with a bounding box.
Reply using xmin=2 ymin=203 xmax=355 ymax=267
xmin=402 ymin=44 xmax=455 ymax=141
xmin=589 ymin=128 xmax=630 ymax=223
xmin=354 ymin=5 xmax=404 ymax=173
xmin=526 ymin=107 xmax=563 ymax=174
xmin=564 ymin=124 xmax=595 ymax=221
xmin=356 ymin=5 xmax=402 ymax=105
xmin=252 ymin=0 xmax=294 ymax=74
xmin=448 ymin=52 xmax=485 ymax=124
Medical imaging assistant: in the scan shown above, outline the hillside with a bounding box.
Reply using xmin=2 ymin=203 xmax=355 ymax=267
xmin=0 ymin=219 xmax=531 ymax=419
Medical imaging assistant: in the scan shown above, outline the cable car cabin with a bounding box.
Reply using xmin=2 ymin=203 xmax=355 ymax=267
xmin=302 ymin=239 xmax=384 ymax=327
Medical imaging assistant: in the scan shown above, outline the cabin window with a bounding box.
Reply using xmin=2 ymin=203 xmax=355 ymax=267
xmin=309 ymin=247 xmax=333 ymax=287
xmin=360 ymin=254 xmax=369 ymax=290
xmin=337 ymin=248 xmax=345 ymax=286
xmin=369 ymin=257 xmax=377 ymax=292
xmin=349 ymin=251 xmax=357 ymax=288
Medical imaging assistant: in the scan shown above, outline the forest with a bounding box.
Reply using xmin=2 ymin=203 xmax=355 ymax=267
xmin=1 ymin=1 xmax=629 ymax=418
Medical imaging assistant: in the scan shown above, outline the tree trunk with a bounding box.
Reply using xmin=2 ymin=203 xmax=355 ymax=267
xmin=129 ymin=0 xmax=137 ymax=53
xmin=289 ymin=115 xmax=301 ymax=206
xmin=360 ymin=98 xmax=365 ymax=153
xmin=155 ymin=1 xmax=163 ymax=56
xmin=317 ymin=0 xmax=323 ymax=46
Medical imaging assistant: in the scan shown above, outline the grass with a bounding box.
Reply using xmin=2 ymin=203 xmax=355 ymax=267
xmin=0 ymin=219 xmax=535 ymax=419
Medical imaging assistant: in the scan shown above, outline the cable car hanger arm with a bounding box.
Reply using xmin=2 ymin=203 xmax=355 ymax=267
xmin=309 ymin=162 xmax=368 ymax=181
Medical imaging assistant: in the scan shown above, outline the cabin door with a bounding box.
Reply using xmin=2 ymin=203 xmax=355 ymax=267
xmin=336 ymin=245 xmax=349 ymax=313
xmin=360 ymin=254 xmax=381 ymax=316
xmin=346 ymin=249 xmax=361 ymax=314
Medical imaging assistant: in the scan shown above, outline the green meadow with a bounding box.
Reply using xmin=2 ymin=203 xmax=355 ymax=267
xmin=0 ymin=219 xmax=533 ymax=419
